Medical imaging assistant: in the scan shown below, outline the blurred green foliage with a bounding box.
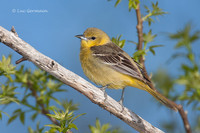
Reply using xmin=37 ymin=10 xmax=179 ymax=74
xmin=0 ymin=55 xmax=18 ymax=105
xmin=143 ymin=2 xmax=167 ymax=26
xmin=45 ymin=109 xmax=85 ymax=132
xmin=0 ymin=55 xmax=83 ymax=132
xmin=153 ymin=23 xmax=200 ymax=107
xmin=89 ymin=119 xmax=124 ymax=133
xmin=152 ymin=23 xmax=200 ymax=132
xmin=28 ymin=122 xmax=45 ymax=133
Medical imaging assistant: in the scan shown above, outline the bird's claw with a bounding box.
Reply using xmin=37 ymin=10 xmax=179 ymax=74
xmin=100 ymin=85 xmax=108 ymax=102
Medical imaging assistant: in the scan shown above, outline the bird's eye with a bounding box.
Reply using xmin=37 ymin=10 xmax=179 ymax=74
xmin=91 ymin=37 xmax=96 ymax=40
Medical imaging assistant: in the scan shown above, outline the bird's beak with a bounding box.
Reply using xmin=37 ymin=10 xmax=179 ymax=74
xmin=75 ymin=35 xmax=88 ymax=41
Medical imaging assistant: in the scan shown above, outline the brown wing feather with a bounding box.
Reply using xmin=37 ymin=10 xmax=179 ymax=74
xmin=133 ymin=60 xmax=151 ymax=83
xmin=90 ymin=42 xmax=149 ymax=83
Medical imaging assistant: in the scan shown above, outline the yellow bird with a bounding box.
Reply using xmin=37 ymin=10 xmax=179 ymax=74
xmin=76 ymin=27 xmax=177 ymax=111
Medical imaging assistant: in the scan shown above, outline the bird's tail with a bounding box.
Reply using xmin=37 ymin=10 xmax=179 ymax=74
xmin=144 ymin=86 xmax=178 ymax=111
xmin=134 ymin=81 xmax=178 ymax=111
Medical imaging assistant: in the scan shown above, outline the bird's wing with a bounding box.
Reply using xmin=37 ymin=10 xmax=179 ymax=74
xmin=90 ymin=43 xmax=149 ymax=83
xmin=133 ymin=60 xmax=151 ymax=83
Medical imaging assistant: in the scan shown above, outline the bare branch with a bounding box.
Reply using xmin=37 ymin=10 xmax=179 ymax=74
xmin=0 ymin=26 xmax=164 ymax=133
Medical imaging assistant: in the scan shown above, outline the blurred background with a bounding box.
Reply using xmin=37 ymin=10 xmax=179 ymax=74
xmin=0 ymin=0 xmax=200 ymax=132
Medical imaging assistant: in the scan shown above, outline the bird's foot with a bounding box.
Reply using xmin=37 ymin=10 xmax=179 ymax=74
xmin=100 ymin=85 xmax=108 ymax=102
xmin=118 ymin=99 xmax=125 ymax=112
xmin=118 ymin=88 xmax=125 ymax=112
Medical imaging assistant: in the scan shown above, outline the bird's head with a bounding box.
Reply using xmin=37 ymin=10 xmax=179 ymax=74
xmin=75 ymin=28 xmax=111 ymax=48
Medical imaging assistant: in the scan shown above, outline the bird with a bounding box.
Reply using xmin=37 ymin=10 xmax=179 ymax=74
xmin=75 ymin=27 xmax=177 ymax=111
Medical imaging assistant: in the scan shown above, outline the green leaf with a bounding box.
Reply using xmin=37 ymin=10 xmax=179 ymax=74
xmin=149 ymin=45 xmax=163 ymax=55
xmin=68 ymin=123 xmax=78 ymax=130
xmin=71 ymin=113 xmax=86 ymax=123
xmin=181 ymin=64 xmax=191 ymax=72
xmin=111 ymin=35 xmax=126 ymax=48
xmin=143 ymin=30 xmax=157 ymax=44
xmin=0 ymin=55 xmax=16 ymax=76
xmin=142 ymin=2 xmax=167 ymax=26
xmin=187 ymin=53 xmax=194 ymax=62
xmin=28 ymin=127 xmax=34 ymax=133
xmin=128 ymin=40 xmax=138 ymax=45
xmin=0 ymin=95 xmax=20 ymax=105
xmin=0 ymin=110 xmax=10 ymax=120
xmin=0 ymin=112 xmax=2 ymax=120
xmin=114 ymin=0 xmax=121 ymax=7
xmin=96 ymin=119 xmax=101 ymax=129
xmin=169 ymin=23 xmax=200 ymax=50
xmin=149 ymin=47 xmax=155 ymax=55
xmin=101 ymin=123 xmax=110 ymax=132
xmin=13 ymin=109 xmax=22 ymax=114
xmin=20 ymin=112 xmax=25 ymax=125
xmin=45 ymin=109 xmax=84 ymax=132
xmin=147 ymin=17 xmax=154 ymax=26
xmin=89 ymin=125 xmax=96 ymax=132
xmin=61 ymin=99 xmax=79 ymax=112
xmin=89 ymin=119 xmax=123 ymax=133
xmin=175 ymin=78 xmax=188 ymax=85
xmin=45 ymin=124 xmax=61 ymax=129
xmin=133 ymin=49 xmax=146 ymax=58
xmin=31 ymin=112 xmax=38 ymax=121
xmin=178 ymin=94 xmax=189 ymax=101
xmin=128 ymin=0 xmax=139 ymax=11
xmin=7 ymin=115 xmax=18 ymax=125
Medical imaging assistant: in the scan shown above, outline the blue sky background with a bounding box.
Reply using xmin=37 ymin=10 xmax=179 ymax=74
xmin=0 ymin=0 xmax=200 ymax=132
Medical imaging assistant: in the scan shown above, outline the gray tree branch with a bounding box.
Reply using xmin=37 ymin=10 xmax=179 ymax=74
xmin=0 ymin=26 xmax=164 ymax=133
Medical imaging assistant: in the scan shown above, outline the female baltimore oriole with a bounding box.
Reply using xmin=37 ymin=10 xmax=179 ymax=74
xmin=76 ymin=27 xmax=177 ymax=111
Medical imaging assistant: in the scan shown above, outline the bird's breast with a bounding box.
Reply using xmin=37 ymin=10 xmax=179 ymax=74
xmin=79 ymin=47 xmax=134 ymax=89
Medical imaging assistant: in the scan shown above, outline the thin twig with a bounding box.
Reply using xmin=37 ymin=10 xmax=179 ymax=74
xmin=11 ymin=26 xmax=18 ymax=37
xmin=0 ymin=26 xmax=164 ymax=133
xmin=177 ymin=105 xmax=191 ymax=133
xmin=11 ymin=27 xmax=28 ymax=64
xmin=135 ymin=3 xmax=191 ymax=133
xmin=16 ymin=57 xmax=27 ymax=64
xmin=135 ymin=4 xmax=144 ymax=65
